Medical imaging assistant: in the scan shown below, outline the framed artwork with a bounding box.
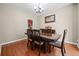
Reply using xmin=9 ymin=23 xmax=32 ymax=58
xmin=28 ymin=19 xmax=33 ymax=29
xmin=45 ymin=14 xmax=55 ymax=23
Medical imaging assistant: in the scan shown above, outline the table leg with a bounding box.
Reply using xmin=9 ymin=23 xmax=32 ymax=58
xmin=48 ymin=44 xmax=51 ymax=53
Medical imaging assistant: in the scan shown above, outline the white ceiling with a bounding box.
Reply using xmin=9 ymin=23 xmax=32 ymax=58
xmin=0 ymin=3 xmax=72 ymax=15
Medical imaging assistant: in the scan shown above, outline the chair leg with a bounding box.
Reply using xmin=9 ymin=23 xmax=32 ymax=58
xmin=52 ymin=45 xmax=54 ymax=48
xmin=61 ymin=48 xmax=64 ymax=56
xmin=32 ymin=42 xmax=35 ymax=50
xmin=31 ymin=42 xmax=34 ymax=50
xmin=48 ymin=44 xmax=51 ymax=53
xmin=43 ymin=43 xmax=46 ymax=53
xmin=38 ymin=45 xmax=41 ymax=56
xmin=27 ymin=40 xmax=29 ymax=47
xmin=64 ymin=47 xmax=66 ymax=53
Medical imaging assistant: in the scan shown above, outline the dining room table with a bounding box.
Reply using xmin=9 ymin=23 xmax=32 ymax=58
xmin=25 ymin=31 xmax=61 ymax=55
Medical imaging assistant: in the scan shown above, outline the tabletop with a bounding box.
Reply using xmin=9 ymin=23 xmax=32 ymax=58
xmin=40 ymin=34 xmax=61 ymax=42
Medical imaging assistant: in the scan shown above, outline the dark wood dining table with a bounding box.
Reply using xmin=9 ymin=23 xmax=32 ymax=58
xmin=25 ymin=32 xmax=61 ymax=42
xmin=25 ymin=32 xmax=61 ymax=53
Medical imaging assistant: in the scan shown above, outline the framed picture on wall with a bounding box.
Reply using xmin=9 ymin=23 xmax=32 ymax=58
xmin=45 ymin=14 xmax=55 ymax=23
xmin=28 ymin=19 xmax=33 ymax=29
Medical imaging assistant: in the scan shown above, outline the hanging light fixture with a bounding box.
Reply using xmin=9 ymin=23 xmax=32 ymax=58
xmin=34 ymin=3 xmax=44 ymax=14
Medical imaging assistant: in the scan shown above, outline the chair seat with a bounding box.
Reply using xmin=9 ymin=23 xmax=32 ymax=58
xmin=49 ymin=41 xmax=62 ymax=48
xmin=29 ymin=39 xmax=32 ymax=41
xmin=34 ymin=41 xmax=44 ymax=45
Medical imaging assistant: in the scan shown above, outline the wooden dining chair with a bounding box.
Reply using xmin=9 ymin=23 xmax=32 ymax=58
xmin=32 ymin=30 xmax=44 ymax=56
xmin=49 ymin=29 xmax=67 ymax=56
xmin=40 ymin=29 xmax=56 ymax=35
xmin=27 ymin=29 xmax=33 ymax=48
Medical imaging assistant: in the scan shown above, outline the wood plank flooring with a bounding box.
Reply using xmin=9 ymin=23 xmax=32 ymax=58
xmin=1 ymin=39 xmax=79 ymax=56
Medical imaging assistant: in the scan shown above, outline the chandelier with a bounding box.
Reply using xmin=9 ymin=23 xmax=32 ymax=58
xmin=34 ymin=3 xmax=44 ymax=14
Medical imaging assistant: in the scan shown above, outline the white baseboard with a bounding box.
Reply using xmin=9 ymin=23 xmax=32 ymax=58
xmin=0 ymin=37 xmax=27 ymax=46
xmin=65 ymin=41 xmax=77 ymax=45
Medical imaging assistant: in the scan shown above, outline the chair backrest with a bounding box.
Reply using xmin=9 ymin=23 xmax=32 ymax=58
xmin=32 ymin=29 xmax=40 ymax=42
xmin=52 ymin=30 xmax=56 ymax=34
xmin=27 ymin=29 xmax=33 ymax=39
xmin=40 ymin=29 xmax=55 ymax=36
xmin=33 ymin=29 xmax=40 ymax=36
xmin=61 ymin=29 xmax=67 ymax=47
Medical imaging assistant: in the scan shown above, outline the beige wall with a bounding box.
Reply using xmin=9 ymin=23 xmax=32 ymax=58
xmin=0 ymin=4 xmax=38 ymax=44
xmin=39 ymin=4 xmax=78 ymax=43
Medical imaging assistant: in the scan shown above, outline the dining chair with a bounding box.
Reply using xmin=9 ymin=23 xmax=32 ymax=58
xmin=27 ymin=29 xmax=33 ymax=48
xmin=49 ymin=29 xmax=67 ymax=56
xmin=40 ymin=29 xmax=56 ymax=35
xmin=52 ymin=30 xmax=56 ymax=34
xmin=32 ymin=30 xmax=44 ymax=56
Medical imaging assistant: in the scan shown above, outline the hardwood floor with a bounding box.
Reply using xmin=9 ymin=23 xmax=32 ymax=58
xmin=1 ymin=39 xmax=79 ymax=56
